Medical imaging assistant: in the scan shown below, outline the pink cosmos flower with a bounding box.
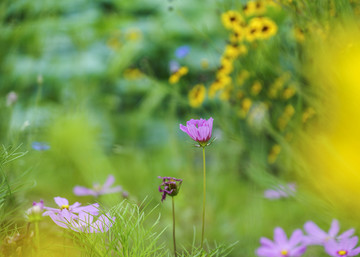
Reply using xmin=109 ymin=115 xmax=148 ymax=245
xmin=43 ymin=197 xmax=99 ymax=218
xmin=264 ymin=183 xmax=296 ymax=200
xmin=73 ymin=175 xmax=122 ymax=197
xmin=26 ymin=200 xmax=45 ymax=222
xmin=256 ymin=227 xmax=306 ymax=257
xmin=303 ymin=219 xmax=355 ymax=246
xmin=179 ymin=117 xmax=214 ymax=146
xmin=324 ymin=237 xmax=360 ymax=257
xmin=48 ymin=209 xmax=115 ymax=233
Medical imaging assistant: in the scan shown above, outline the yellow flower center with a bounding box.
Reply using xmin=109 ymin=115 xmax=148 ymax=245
xmin=338 ymin=250 xmax=347 ymax=256
xmin=61 ymin=205 xmax=69 ymax=210
xmin=280 ymin=250 xmax=288 ymax=256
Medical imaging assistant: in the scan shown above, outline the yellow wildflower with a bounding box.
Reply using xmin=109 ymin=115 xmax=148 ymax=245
xmin=282 ymin=85 xmax=296 ymax=100
xmin=221 ymin=11 xmax=244 ymax=30
xmin=284 ymin=104 xmax=295 ymax=117
xmin=237 ymin=70 xmax=250 ymax=86
xmin=123 ymin=68 xmax=143 ymax=80
xmin=220 ymin=84 xmax=233 ymax=101
xmin=209 ymin=76 xmax=232 ymax=99
xmin=242 ymin=1 xmax=256 ymax=16
xmin=258 ymin=17 xmax=278 ymax=40
xmin=242 ymin=98 xmax=252 ymax=113
xmin=268 ymin=144 xmax=281 ymax=163
xmin=169 ymin=66 xmax=189 ymax=84
xmin=302 ymin=107 xmax=315 ymax=123
xmin=229 ymin=25 xmax=245 ymax=43
xmin=125 ymin=28 xmax=142 ymax=41
xmin=251 ymin=81 xmax=262 ymax=96
xmin=245 ymin=17 xmax=262 ymax=42
xmin=217 ymin=59 xmax=233 ymax=78
xmin=189 ymin=84 xmax=206 ymax=108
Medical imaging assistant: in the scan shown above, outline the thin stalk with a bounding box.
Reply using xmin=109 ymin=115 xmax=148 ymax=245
xmin=172 ymin=197 xmax=177 ymax=257
xmin=201 ymin=147 xmax=206 ymax=249
xmin=34 ymin=221 xmax=40 ymax=251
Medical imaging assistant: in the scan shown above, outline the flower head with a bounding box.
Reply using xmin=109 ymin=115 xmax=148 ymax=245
xmin=48 ymin=210 xmax=115 ymax=233
xmin=158 ymin=176 xmax=183 ymax=202
xmin=325 ymin=237 xmax=360 ymax=257
xmin=179 ymin=117 xmax=214 ymax=146
xmin=43 ymin=197 xmax=99 ymax=218
xmin=303 ymin=219 xmax=355 ymax=246
xmin=26 ymin=200 xmax=45 ymax=222
xmin=256 ymin=227 xmax=307 ymax=257
xmin=73 ymin=175 xmax=122 ymax=197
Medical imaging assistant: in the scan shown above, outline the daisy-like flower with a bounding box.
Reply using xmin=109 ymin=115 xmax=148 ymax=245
xmin=246 ymin=17 xmax=263 ymax=42
xmin=179 ymin=117 xmax=214 ymax=147
xmin=256 ymin=227 xmax=307 ymax=257
xmin=158 ymin=176 xmax=183 ymax=202
xmin=325 ymin=237 xmax=360 ymax=257
xmin=73 ymin=175 xmax=122 ymax=197
xmin=258 ymin=17 xmax=278 ymax=40
xmin=43 ymin=197 xmax=99 ymax=218
xmin=49 ymin=209 xmax=115 ymax=233
xmin=264 ymin=183 xmax=296 ymax=200
xmin=188 ymin=84 xmax=206 ymax=108
xmin=303 ymin=220 xmax=355 ymax=246
xmin=221 ymin=10 xmax=244 ymax=30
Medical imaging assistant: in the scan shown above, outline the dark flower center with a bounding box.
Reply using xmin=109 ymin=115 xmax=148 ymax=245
xmin=262 ymin=26 xmax=269 ymax=32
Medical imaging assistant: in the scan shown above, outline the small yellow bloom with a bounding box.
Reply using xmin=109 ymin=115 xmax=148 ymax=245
xmin=221 ymin=11 xmax=244 ymax=30
xmin=189 ymin=84 xmax=206 ymax=108
xmin=242 ymin=98 xmax=252 ymax=113
xmin=169 ymin=66 xmax=189 ymax=84
xmin=220 ymin=84 xmax=233 ymax=101
xmin=302 ymin=107 xmax=315 ymax=123
xmin=209 ymin=76 xmax=232 ymax=98
xmin=237 ymin=70 xmax=250 ymax=86
xmin=125 ymin=28 xmax=142 ymax=41
xmin=229 ymin=25 xmax=245 ymax=43
xmin=282 ymin=85 xmax=296 ymax=99
xmin=123 ymin=68 xmax=144 ymax=80
xmin=258 ymin=17 xmax=278 ymax=40
xmin=251 ymin=81 xmax=262 ymax=96
xmin=284 ymin=104 xmax=295 ymax=117
xmin=268 ymin=144 xmax=281 ymax=163
xmin=245 ymin=17 xmax=262 ymax=42
xmin=217 ymin=59 xmax=233 ymax=78
xmin=242 ymin=1 xmax=256 ymax=16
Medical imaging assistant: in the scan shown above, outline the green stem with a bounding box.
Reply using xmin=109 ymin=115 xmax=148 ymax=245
xmin=34 ymin=221 xmax=40 ymax=251
xmin=172 ymin=197 xmax=177 ymax=257
xmin=201 ymin=147 xmax=206 ymax=249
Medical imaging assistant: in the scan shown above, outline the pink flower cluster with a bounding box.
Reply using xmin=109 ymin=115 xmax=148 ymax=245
xmin=257 ymin=220 xmax=360 ymax=257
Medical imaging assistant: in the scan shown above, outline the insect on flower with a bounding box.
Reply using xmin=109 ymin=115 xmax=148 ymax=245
xmin=158 ymin=176 xmax=183 ymax=202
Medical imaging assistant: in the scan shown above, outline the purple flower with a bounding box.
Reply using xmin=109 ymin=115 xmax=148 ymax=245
xmin=180 ymin=117 xmax=214 ymax=146
xmin=32 ymin=142 xmax=50 ymax=151
xmin=175 ymin=45 xmax=190 ymax=59
xmin=43 ymin=197 xmax=99 ymax=218
xmin=324 ymin=237 xmax=360 ymax=257
xmin=48 ymin=210 xmax=115 ymax=233
xmin=158 ymin=176 xmax=183 ymax=202
xmin=264 ymin=183 xmax=296 ymax=200
xmin=303 ymin=219 xmax=355 ymax=246
xmin=26 ymin=200 xmax=45 ymax=222
xmin=256 ymin=227 xmax=306 ymax=257
xmin=73 ymin=175 xmax=122 ymax=197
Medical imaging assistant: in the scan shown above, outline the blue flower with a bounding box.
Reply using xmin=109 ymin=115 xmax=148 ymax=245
xmin=32 ymin=142 xmax=50 ymax=151
xmin=175 ymin=45 xmax=190 ymax=59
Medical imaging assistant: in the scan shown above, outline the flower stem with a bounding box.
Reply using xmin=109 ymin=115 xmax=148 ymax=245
xmin=201 ymin=147 xmax=206 ymax=249
xmin=172 ymin=197 xmax=177 ymax=257
xmin=34 ymin=221 xmax=40 ymax=251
